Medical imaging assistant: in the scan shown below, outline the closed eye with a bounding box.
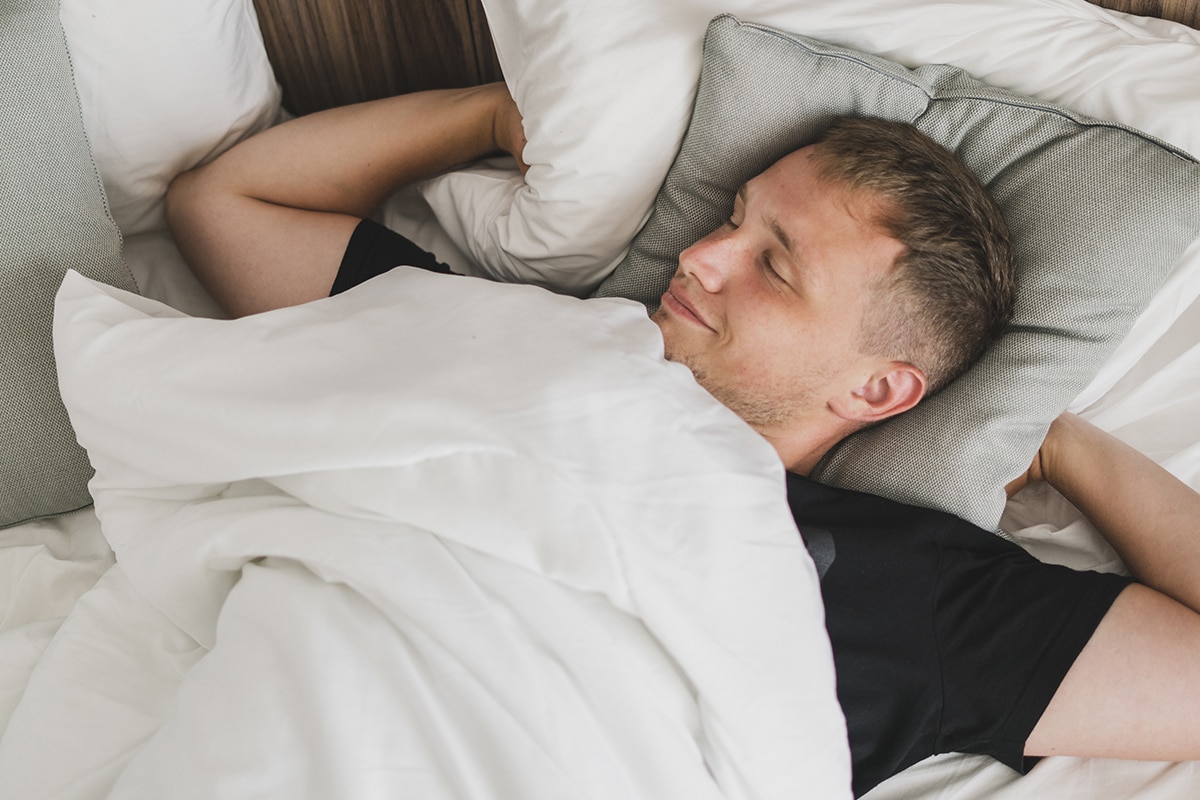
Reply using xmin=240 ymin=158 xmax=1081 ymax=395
xmin=759 ymin=253 xmax=782 ymax=281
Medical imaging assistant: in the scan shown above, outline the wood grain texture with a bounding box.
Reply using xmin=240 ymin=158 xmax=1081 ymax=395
xmin=250 ymin=0 xmax=1196 ymax=116
xmin=251 ymin=0 xmax=502 ymax=115
xmin=1085 ymin=0 xmax=1200 ymax=28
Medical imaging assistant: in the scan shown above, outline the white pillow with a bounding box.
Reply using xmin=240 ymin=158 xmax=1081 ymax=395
xmin=60 ymin=0 xmax=281 ymax=237
xmin=420 ymin=0 xmax=1200 ymax=316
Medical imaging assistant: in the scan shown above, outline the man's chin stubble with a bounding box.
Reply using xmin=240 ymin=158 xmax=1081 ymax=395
xmin=664 ymin=351 xmax=796 ymax=430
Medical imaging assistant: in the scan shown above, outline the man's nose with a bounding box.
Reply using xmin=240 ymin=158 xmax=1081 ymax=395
xmin=679 ymin=229 xmax=739 ymax=293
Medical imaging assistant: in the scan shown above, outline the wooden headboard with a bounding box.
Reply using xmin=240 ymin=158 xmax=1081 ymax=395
xmin=251 ymin=0 xmax=501 ymax=116
xmin=1092 ymin=0 xmax=1199 ymax=27
xmin=251 ymin=0 xmax=1198 ymax=116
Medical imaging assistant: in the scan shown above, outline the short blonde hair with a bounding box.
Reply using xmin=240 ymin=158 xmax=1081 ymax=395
xmin=811 ymin=117 xmax=1016 ymax=395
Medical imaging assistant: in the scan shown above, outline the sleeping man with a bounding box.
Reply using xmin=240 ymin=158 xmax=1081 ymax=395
xmin=165 ymin=83 xmax=1200 ymax=796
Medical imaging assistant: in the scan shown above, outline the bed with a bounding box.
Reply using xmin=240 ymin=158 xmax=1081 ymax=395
xmin=2 ymin=0 xmax=1199 ymax=798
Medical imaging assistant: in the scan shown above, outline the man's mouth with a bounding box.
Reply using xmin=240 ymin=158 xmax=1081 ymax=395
xmin=660 ymin=282 xmax=715 ymax=331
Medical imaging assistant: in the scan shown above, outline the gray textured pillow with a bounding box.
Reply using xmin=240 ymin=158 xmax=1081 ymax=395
xmin=1 ymin=0 xmax=137 ymax=528
xmin=594 ymin=14 xmax=1200 ymax=530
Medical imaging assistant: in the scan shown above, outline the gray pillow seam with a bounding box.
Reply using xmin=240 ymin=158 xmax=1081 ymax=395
xmin=56 ymin=3 xmax=138 ymax=294
xmin=732 ymin=15 xmax=1198 ymax=164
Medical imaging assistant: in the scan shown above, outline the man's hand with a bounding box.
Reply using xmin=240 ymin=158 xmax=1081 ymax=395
xmin=167 ymin=83 xmax=528 ymax=317
xmin=1007 ymin=410 xmax=1200 ymax=613
xmin=1005 ymin=414 xmax=1067 ymax=497
xmin=490 ymin=84 xmax=528 ymax=174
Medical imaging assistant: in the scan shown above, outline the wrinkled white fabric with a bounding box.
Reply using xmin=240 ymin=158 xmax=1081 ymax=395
xmin=0 ymin=269 xmax=849 ymax=800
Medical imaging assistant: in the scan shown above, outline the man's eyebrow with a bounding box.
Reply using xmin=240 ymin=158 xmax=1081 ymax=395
xmin=739 ymin=183 xmax=797 ymax=262
xmin=738 ymin=182 xmax=804 ymax=286
xmin=768 ymin=217 xmax=797 ymax=262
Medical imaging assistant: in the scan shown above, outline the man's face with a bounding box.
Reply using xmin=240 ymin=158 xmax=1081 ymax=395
xmin=651 ymin=146 xmax=905 ymax=431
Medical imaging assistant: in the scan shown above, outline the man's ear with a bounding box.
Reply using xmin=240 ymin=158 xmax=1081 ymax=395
xmin=829 ymin=362 xmax=926 ymax=424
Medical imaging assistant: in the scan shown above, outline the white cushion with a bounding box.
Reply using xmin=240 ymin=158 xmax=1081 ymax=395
xmin=61 ymin=0 xmax=281 ymax=236
xmin=419 ymin=0 xmax=1200 ymax=310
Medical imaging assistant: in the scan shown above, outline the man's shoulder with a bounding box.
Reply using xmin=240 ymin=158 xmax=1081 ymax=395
xmin=784 ymin=471 xmax=1004 ymax=551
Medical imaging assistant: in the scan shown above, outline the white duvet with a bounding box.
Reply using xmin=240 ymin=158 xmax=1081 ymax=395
xmin=0 ymin=269 xmax=850 ymax=799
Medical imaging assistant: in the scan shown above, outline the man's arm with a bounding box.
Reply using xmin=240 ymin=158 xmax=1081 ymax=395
xmin=1016 ymin=413 xmax=1200 ymax=759
xmin=165 ymin=83 xmax=525 ymax=317
xmin=1012 ymin=413 xmax=1200 ymax=612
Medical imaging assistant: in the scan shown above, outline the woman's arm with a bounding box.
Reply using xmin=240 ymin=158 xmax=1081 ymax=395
xmin=165 ymin=83 xmax=525 ymax=317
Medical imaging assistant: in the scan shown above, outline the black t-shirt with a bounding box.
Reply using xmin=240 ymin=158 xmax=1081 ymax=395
xmin=329 ymin=218 xmax=455 ymax=297
xmin=787 ymin=472 xmax=1132 ymax=797
xmin=333 ymin=219 xmax=1134 ymax=798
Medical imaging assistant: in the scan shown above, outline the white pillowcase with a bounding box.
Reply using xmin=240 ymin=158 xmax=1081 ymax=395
xmin=60 ymin=0 xmax=280 ymax=237
xmin=421 ymin=0 xmax=1200 ymax=322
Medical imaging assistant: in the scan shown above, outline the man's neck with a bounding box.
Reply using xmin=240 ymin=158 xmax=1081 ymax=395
xmin=756 ymin=416 xmax=856 ymax=476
